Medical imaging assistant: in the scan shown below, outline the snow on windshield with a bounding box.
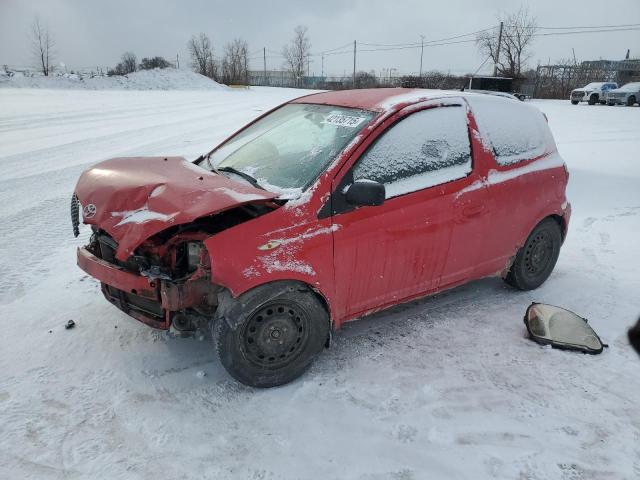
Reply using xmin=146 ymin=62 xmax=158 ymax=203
xmin=620 ymin=83 xmax=640 ymax=91
xmin=209 ymin=104 xmax=375 ymax=197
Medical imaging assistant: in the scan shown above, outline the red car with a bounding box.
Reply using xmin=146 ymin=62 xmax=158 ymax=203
xmin=73 ymin=89 xmax=571 ymax=387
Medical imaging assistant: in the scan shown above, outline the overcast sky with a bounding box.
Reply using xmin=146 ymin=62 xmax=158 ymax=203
xmin=1 ymin=0 xmax=639 ymax=76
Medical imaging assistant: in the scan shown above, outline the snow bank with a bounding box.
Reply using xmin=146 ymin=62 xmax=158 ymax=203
xmin=0 ymin=68 xmax=228 ymax=90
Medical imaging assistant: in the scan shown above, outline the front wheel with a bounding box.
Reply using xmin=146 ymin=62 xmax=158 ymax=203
xmin=504 ymin=218 xmax=562 ymax=291
xmin=571 ymin=100 xmax=579 ymax=105
xmin=213 ymin=282 xmax=330 ymax=388
xmin=588 ymin=94 xmax=598 ymax=105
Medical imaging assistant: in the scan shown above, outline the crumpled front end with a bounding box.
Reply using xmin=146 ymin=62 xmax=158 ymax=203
xmin=71 ymin=156 xmax=279 ymax=332
xmin=77 ymin=226 xmax=219 ymax=332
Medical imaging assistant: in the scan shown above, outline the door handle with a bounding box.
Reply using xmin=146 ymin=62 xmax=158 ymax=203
xmin=462 ymin=204 xmax=485 ymax=217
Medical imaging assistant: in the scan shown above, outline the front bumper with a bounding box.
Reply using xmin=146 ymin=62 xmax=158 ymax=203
xmin=606 ymin=95 xmax=626 ymax=104
xmin=77 ymin=247 xmax=212 ymax=329
xmin=570 ymin=91 xmax=586 ymax=101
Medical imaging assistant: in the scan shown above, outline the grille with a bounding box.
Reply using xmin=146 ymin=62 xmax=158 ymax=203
xmin=71 ymin=193 xmax=80 ymax=237
xmin=571 ymin=91 xmax=584 ymax=98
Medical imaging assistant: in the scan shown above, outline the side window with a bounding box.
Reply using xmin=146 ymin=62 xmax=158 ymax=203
xmin=352 ymin=106 xmax=472 ymax=199
xmin=466 ymin=96 xmax=549 ymax=166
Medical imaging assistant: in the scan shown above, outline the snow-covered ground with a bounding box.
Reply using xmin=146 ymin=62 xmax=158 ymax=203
xmin=0 ymin=88 xmax=639 ymax=479
xmin=0 ymin=68 xmax=227 ymax=90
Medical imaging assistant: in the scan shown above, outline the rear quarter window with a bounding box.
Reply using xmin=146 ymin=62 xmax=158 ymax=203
xmin=466 ymin=96 xmax=555 ymax=166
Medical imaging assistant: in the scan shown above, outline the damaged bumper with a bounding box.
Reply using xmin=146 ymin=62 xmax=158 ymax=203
xmin=77 ymin=246 xmax=214 ymax=330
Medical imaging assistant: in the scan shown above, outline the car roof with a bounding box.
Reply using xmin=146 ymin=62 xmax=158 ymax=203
xmin=290 ymin=88 xmax=468 ymax=113
xmin=465 ymin=89 xmax=518 ymax=100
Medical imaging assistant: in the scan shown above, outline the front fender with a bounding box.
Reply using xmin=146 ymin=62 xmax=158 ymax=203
xmin=203 ymin=201 xmax=336 ymax=319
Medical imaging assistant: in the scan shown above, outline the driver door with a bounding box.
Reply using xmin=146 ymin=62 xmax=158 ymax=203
xmin=330 ymin=102 xmax=479 ymax=320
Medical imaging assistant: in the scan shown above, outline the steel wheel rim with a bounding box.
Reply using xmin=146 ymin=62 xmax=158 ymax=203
xmin=240 ymin=301 xmax=309 ymax=368
xmin=523 ymin=230 xmax=554 ymax=277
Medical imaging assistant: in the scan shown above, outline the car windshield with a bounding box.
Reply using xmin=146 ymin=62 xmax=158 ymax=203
xmin=620 ymin=83 xmax=640 ymax=91
xmin=584 ymin=82 xmax=604 ymax=89
xmin=208 ymin=104 xmax=375 ymax=197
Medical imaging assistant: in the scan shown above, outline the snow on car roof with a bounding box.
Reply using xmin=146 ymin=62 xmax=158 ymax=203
xmin=291 ymin=88 xmax=468 ymax=112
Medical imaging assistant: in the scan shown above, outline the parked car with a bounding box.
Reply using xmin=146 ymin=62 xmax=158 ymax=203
xmin=606 ymin=82 xmax=640 ymax=106
xmin=570 ymin=82 xmax=618 ymax=105
xmin=72 ymin=89 xmax=571 ymax=387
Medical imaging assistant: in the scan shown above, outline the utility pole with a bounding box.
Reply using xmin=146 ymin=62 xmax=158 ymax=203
xmin=493 ymin=21 xmax=503 ymax=76
xmin=263 ymin=47 xmax=267 ymax=85
xmin=321 ymin=53 xmax=324 ymax=78
xmin=176 ymin=53 xmax=179 ymax=69
xmin=572 ymin=48 xmax=577 ymax=65
xmin=244 ymin=50 xmax=248 ymax=85
xmin=353 ymin=40 xmax=357 ymax=88
xmin=419 ymin=35 xmax=425 ymax=78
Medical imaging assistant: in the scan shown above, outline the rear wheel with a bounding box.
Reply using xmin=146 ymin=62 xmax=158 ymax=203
xmin=627 ymin=96 xmax=636 ymax=106
xmin=213 ymin=282 xmax=329 ymax=388
xmin=504 ymin=218 xmax=562 ymax=291
xmin=588 ymin=94 xmax=598 ymax=105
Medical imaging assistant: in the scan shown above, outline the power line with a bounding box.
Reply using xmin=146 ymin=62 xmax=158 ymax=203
xmin=359 ymin=26 xmax=496 ymax=48
xmin=322 ymin=42 xmax=353 ymax=54
xmin=500 ymin=26 xmax=640 ymax=40
xmin=533 ymin=26 xmax=640 ymax=37
xmin=536 ymin=22 xmax=640 ymax=30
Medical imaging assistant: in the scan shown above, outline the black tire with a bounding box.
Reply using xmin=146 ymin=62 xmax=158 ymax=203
xmin=627 ymin=96 xmax=636 ymax=107
xmin=213 ymin=282 xmax=330 ymax=388
xmin=588 ymin=94 xmax=598 ymax=105
xmin=504 ymin=218 xmax=562 ymax=291
xmin=599 ymin=100 xmax=607 ymax=105
xmin=607 ymin=101 xmax=615 ymax=106
xmin=571 ymin=100 xmax=579 ymax=105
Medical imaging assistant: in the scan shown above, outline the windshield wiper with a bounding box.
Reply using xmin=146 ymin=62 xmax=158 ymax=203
xmin=216 ymin=166 xmax=265 ymax=190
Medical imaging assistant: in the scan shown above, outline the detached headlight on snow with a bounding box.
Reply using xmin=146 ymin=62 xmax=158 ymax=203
xmin=524 ymin=303 xmax=605 ymax=354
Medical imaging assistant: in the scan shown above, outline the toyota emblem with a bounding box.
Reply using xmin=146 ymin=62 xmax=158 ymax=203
xmin=83 ymin=203 xmax=97 ymax=219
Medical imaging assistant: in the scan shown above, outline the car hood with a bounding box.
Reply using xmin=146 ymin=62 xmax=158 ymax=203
xmin=74 ymin=156 xmax=277 ymax=260
xmin=572 ymin=88 xmax=590 ymax=93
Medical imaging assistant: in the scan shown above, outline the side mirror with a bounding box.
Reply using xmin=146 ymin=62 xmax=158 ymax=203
xmin=524 ymin=303 xmax=605 ymax=354
xmin=346 ymin=180 xmax=385 ymax=207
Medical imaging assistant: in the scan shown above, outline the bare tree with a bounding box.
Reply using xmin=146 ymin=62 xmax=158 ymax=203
xmin=476 ymin=7 xmax=538 ymax=78
xmin=120 ymin=52 xmax=137 ymax=74
xmin=282 ymin=26 xmax=311 ymax=87
xmin=30 ymin=16 xmax=55 ymax=76
xmin=222 ymin=38 xmax=249 ymax=84
xmin=188 ymin=33 xmax=218 ymax=80
xmin=107 ymin=52 xmax=138 ymax=76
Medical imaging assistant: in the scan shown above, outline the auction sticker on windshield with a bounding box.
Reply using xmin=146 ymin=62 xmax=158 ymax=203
xmin=323 ymin=112 xmax=368 ymax=128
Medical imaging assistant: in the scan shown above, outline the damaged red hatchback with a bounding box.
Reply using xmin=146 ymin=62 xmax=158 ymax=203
xmin=73 ymin=89 xmax=571 ymax=387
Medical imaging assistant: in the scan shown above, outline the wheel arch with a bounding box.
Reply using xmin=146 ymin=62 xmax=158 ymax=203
xmin=215 ymin=279 xmax=333 ymax=331
xmin=548 ymin=213 xmax=568 ymax=242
